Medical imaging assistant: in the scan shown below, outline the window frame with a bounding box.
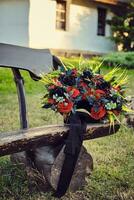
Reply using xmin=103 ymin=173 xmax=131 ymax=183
xmin=97 ymin=7 xmax=107 ymax=36
xmin=55 ymin=0 xmax=70 ymax=31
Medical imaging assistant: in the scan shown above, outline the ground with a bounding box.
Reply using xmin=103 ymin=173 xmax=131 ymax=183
xmin=0 ymin=63 xmax=134 ymax=200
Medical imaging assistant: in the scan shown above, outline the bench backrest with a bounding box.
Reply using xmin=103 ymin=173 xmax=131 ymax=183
xmin=0 ymin=43 xmax=63 ymax=129
xmin=0 ymin=43 xmax=63 ymax=79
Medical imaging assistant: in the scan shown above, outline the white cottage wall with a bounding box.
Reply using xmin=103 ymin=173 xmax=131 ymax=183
xmin=0 ymin=0 xmax=29 ymax=46
xmin=29 ymin=0 xmax=115 ymax=54
xmin=0 ymin=0 xmax=116 ymax=54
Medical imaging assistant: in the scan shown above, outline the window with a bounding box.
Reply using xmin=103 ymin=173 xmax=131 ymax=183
xmin=97 ymin=7 xmax=107 ymax=36
xmin=56 ymin=0 xmax=67 ymax=31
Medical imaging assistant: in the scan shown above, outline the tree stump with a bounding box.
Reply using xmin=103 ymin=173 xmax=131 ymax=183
xmin=11 ymin=144 xmax=93 ymax=193
xmin=48 ymin=145 xmax=93 ymax=192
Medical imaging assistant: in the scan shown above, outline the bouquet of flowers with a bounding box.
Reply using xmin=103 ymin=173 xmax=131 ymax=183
xmin=41 ymin=61 xmax=132 ymax=126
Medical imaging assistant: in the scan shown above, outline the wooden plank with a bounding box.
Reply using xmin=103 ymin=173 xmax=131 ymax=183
xmin=0 ymin=123 xmax=120 ymax=157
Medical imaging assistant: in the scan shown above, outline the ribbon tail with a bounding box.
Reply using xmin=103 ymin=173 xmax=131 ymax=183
xmin=54 ymin=113 xmax=87 ymax=198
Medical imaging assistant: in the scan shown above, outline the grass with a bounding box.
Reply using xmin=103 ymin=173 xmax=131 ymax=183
xmin=0 ymin=63 xmax=134 ymax=200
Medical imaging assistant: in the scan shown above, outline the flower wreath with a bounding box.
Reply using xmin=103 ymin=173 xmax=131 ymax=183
xmin=41 ymin=61 xmax=132 ymax=125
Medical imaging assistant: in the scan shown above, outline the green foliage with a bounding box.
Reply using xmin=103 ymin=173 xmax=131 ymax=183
xmin=101 ymin=52 xmax=134 ymax=69
xmin=107 ymin=1 xmax=134 ymax=51
xmin=0 ymin=68 xmax=44 ymax=94
xmin=62 ymin=56 xmax=101 ymax=67
xmin=62 ymin=56 xmax=102 ymax=73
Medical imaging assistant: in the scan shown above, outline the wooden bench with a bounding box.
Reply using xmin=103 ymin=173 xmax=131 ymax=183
xmin=0 ymin=43 xmax=120 ymax=193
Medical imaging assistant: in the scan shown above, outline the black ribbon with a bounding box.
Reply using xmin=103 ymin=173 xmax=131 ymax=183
xmin=54 ymin=112 xmax=87 ymax=198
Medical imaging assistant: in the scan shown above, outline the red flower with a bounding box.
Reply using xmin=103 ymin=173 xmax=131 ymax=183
xmin=66 ymin=86 xmax=72 ymax=92
xmin=83 ymin=89 xmax=105 ymax=100
xmin=96 ymin=75 xmax=103 ymax=79
xmin=71 ymin=69 xmax=77 ymax=76
xmin=79 ymin=82 xmax=88 ymax=88
xmin=48 ymin=98 xmax=55 ymax=104
xmin=82 ymin=88 xmax=92 ymax=100
xmin=82 ymin=94 xmax=86 ymax=100
xmin=113 ymin=86 xmax=121 ymax=91
xmin=57 ymin=100 xmax=73 ymax=113
xmin=95 ymin=89 xmax=106 ymax=99
xmin=91 ymin=106 xmax=106 ymax=120
xmin=67 ymin=87 xmax=80 ymax=98
xmin=95 ymin=89 xmax=105 ymax=94
xmin=48 ymin=85 xmax=56 ymax=90
xmin=72 ymin=89 xmax=80 ymax=98
xmin=53 ymin=78 xmax=62 ymax=86
xmin=92 ymin=75 xmax=103 ymax=85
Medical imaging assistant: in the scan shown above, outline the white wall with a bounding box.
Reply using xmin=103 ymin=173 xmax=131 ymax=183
xmin=0 ymin=0 xmax=115 ymax=53
xmin=0 ymin=0 xmax=29 ymax=46
xmin=29 ymin=0 xmax=115 ymax=53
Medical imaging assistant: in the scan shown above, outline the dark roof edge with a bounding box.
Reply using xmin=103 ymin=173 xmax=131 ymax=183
xmin=91 ymin=0 xmax=128 ymax=6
